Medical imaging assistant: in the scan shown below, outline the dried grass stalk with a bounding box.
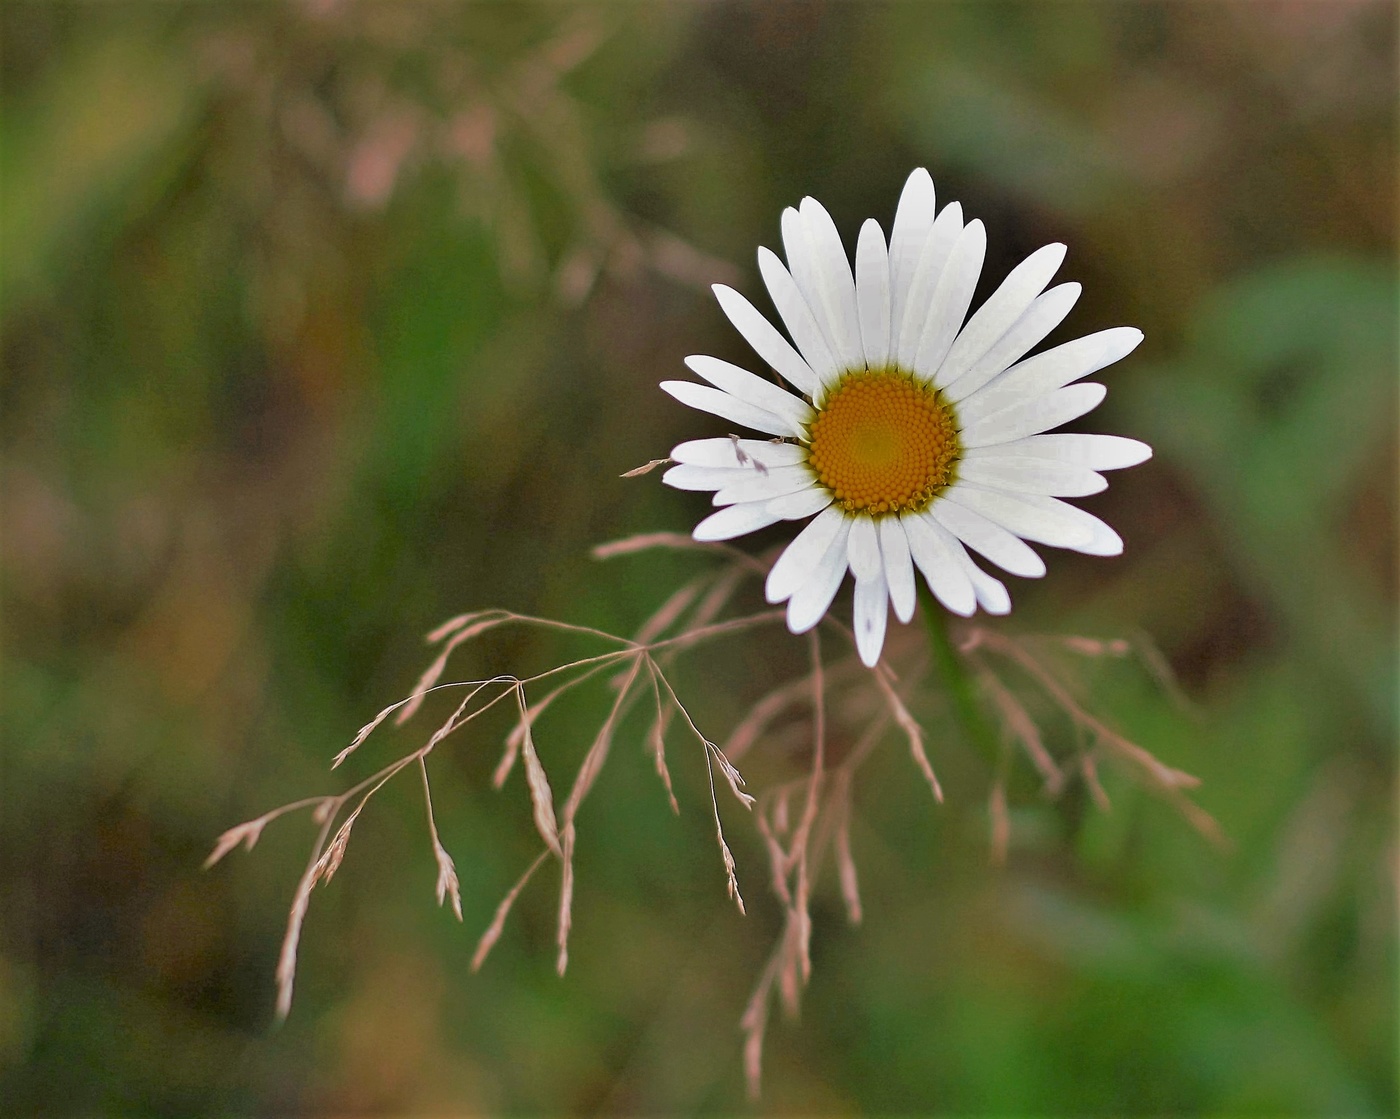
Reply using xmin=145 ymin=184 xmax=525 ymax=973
xmin=419 ymin=758 xmax=463 ymax=921
xmin=556 ymin=822 xmax=576 ymax=975
xmin=563 ymin=656 xmax=643 ymax=824
xmin=979 ymin=666 xmax=1064 ymax=794
xmin=472 ymin=849 xmax=550 ymax=972
xmin=833 ymin=780 xmax=863 ymax=926
xmin=515 ymin=688 xmax=563 ymax=857
xmin=871 ymin=668 xmax=944 ymax=802
xmin=644 ymin=660 xmax=680 ymax=815
xmin=619 ymin=458 xmax=672 ymax=478
xmin=398 ymin=612 xmax=514 ymax=724
xmin=208 ymin=540 xmax=1217 ymax=1101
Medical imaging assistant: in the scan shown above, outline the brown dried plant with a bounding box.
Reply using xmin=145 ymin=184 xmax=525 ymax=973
xmin=207 ymin=532 xmax=1220 ymax=1098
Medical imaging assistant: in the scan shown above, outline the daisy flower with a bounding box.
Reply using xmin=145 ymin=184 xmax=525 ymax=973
xmin=660 ymin=168 xmax=1151 ymax=667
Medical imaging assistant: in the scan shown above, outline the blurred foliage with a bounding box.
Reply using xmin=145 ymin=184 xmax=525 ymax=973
xmin=1 ymin=1 xmax=1395 ymax=1114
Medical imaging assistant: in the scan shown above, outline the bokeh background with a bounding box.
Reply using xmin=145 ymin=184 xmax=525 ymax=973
xmin=3 ymin=1 xmax=1396 ymax=1114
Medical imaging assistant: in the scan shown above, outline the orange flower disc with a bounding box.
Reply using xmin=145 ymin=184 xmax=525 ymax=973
xmin=806 ymin=369 xmax=960 ymax=515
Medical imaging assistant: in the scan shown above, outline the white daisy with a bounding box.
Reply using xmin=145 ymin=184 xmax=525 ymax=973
xmin=661 ymin=168 xmax=1152 ymax=668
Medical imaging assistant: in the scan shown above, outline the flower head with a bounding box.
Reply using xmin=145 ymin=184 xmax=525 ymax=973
xmin=661 ymin=169 xmax=1151 ymax=667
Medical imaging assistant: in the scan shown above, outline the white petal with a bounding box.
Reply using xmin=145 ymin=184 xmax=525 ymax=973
xmin=945 ymin=282 xmax=1081 ymax=403
xmin=1020 ymin=496 xmax=1124 ymax=556
xmin=878 ymin=515 xmax=916 ymax=623
xmin=896 ymin=201 xmax=963 ymax=367
xmin=766 ymin=487 xmax=832 ymax=520
xmin=888 ymin=168 xmax=937 ymax=336
xmin=766 ymin=506 xmax=846 ymax=604
xmin=954 ymin=456 xmax=1108 ymax=497
xmin=955 ymin=327 xmax=1142 ymax=426
xmin=967 ymin=432 xmax=1152 ymax=471
xmin=683 ymin=355 xmax=815 ymax=428
xmin=853 ymin=566 xmax=889 ymax=667
xmin=902 ymin=511 xmax=976 ymax=616
xmin=928 ymin=496 xmax=1047 ymax=578
xmin=780 ymin=207 xmax=830 ymax=348
xmin=935 ymin=243 xmax=1065 ymax=389
xmin=758 ymin=247 xmax=842 ymax=390
xmin=670 ymin=437 xmax=808 ymax=469
xmin=660 ymin=380 xmax=801 ymax=438
xmin=663 ymin=463 xmax=747 ymax=491
xmin=846 ymin=515 xmax=882 ymax=582
xmin=943 ymin=484 xmax=1094 ymax=549
xmin=855 ymin=219 xmax=892 ymax=368
xmin=712 ymin=284 xmax=820 ymax=397
xmin=787 ymin=516 xmax=853 ymax=633
xmin=667 ymin=462 xmax=811 ymax=503
xmin=915 ymin=219 xmax=986 ymax=380
xmin=944 ymin=536 xmax=1012 ymax=615
xmin=714 ymin=466 xmax=818 ymax=506
xmin=799 ymin=197 xmax=864 ymax=370
xmin=692 ymin=502 xmax=782 ymax=542
xmin=958 ymin=383 xmax=1107 ymax=448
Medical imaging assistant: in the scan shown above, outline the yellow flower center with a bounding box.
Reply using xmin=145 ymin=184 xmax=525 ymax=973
xmin=806 ymin=368 xmax=960 ymax=515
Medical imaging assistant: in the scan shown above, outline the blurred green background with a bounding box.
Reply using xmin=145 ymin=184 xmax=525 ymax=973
xmin=2 ymin=1 xmax=1395 ymax=1114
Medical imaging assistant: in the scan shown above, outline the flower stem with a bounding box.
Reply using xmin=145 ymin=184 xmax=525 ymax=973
xmin=917 ymin=583 xmax=1001 ymax=770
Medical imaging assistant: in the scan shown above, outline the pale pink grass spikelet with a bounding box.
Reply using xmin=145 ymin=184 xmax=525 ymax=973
xmin=206 ymin=533 xmax=1218 ymax=1095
